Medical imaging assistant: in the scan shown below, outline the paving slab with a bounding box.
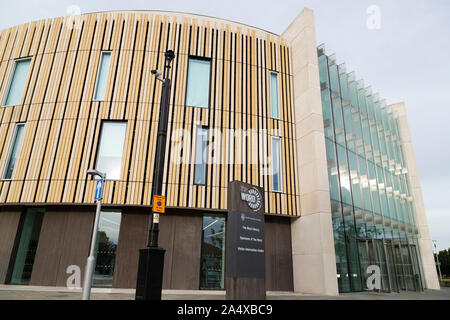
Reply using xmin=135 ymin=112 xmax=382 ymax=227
xmin=0 ymin=285 xmax=449 ymax=300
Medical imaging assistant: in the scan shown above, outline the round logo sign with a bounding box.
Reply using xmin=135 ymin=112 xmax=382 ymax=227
xmin=241 ymin=187 xmax=263 ymax=212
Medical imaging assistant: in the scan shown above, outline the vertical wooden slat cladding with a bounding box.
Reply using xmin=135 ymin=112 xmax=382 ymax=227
xmin=30 ymin=209 xmax=94 ymax=286
xmin=0 ymin=210 xmax=21 ymax=283
xmin=265 ymin=216 xmax=294 ymax=291
xmin=0 ymin=11 xmax=300 ymax=215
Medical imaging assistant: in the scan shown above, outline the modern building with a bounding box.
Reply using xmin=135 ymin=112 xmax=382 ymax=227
xmin=0 ymin=8 xmax=439 ymax=295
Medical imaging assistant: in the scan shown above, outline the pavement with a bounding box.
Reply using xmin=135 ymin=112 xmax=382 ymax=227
xmin=0 ymin=285 xmax=449 ymax=300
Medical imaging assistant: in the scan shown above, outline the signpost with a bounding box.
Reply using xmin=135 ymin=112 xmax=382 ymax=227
xmin=226 ymin=181 xmax=266 ymax=300
xmin=94 ymin=179 xmax=103 ymax=201
xmin=82 ymin=170 xmax=105 ymax=300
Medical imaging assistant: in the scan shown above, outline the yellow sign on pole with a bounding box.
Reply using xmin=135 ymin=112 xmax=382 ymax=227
xmin=153 ymin=195 xmax=166 ymax=213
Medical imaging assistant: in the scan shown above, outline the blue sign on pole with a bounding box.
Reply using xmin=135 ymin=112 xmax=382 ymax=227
xmin=95 ymin=179 xmax=104 ymax=201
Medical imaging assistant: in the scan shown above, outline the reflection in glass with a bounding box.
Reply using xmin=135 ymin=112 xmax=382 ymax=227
xmin=94 ymin=52 xmax=111 ymax=101
xmin=270 ymin=72 xmax=280 ymax=119
xmin=200 ymin=214 xmax=225 ymax=290
xmin=194 ymin=127 xmax=208 ymax=185
xmin=4 ymin=124 xmax=25 ymax=179
xmin=4 ymin=58 xmax=31 ymax=106
xmin=186 ymin=58 xmax=211 ymax=108
xmin=271 ymin=137 xmax=282 ymax=192
xmin=93 ymin=210 xmax=122 ymax=287
xmin=96 ymin=122 xmax=127 ymax=180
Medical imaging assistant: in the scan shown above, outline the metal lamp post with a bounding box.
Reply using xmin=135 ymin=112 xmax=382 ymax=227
xmin=135 ymin=50 xmax=175 ymax=300
xmin=82 ymin=169 xmax=106 ymax=300
xmin=432 ymin=240 xmax=443 ymax=282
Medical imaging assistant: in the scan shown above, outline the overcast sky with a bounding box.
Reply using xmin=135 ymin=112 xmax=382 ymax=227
xmin=1 ymin=0 xmax=449 ymax=251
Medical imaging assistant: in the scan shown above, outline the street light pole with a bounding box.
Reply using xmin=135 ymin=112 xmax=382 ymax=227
xmin=433 ymin=240 xmax=443 ymax=282
xmin=135 ymin=50 xmax=175 ymax=300
xmin=82 ymin=169 xmax=106 ymax=300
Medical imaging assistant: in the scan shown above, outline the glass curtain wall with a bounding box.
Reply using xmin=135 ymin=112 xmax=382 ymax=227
xmin=318 ymin=45 xmax=424 ymax=293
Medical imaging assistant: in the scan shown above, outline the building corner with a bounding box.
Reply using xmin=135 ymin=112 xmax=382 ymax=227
xmin=282 ymin=8 xmax=339 ymax=296
xmin=391 ymin=102 xmax=440 ymax=290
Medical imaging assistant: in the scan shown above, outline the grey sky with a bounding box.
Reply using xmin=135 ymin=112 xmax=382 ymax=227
xmin=1 ymin=0 xmax=449 ymax=250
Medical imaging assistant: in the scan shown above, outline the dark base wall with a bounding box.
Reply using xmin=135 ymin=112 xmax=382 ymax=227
xmin=1 ymin=206 xmax=294 ymax=291
xmin=0 ymin=209 xmax=21 ymax=284
xmin=29 ymin=208 xmax=94 ymax=286
xmin=113 ymin=210 xmax=203 ymax=290
xmin=265 ymin=216 xmax=294 ymax=291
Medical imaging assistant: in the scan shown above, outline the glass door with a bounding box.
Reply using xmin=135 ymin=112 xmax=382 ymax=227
xmin=357 ymin=239 xmax=370 ymax=290
xmin=200 ymin=214 xmax=226 ymax=290
xmin=401 ymin=245 xmax=416 ymax=291
xmin=410 ymin=245 xmax=424 ymax=291
xmin=385 ymin=240 xmax=399 ymax=292
xmin=394 ymin=244 xmax=406 ymax=290
xmin=375 ymin=239 xmax=390 ymax=292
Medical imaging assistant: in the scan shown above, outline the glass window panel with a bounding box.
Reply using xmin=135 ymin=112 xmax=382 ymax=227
xmin=331 ymin=201 xmax=351 ymax=292
xmin=186 ymin=58 xmax=211 ymax=108
xmin=368 ymin=161 xmax=381 ymax=215
xmin=336 ymin=144 xmax=351 ymax=205
xmin=4 ymin=58 xmax=31 ymax=106
xmin=339 ymin=72 xmax=349 ymax=102
xmin=4 ymin=124 xmax=25 ymax=179
xmin=194 ymin=127 xmax=208 ymax=185
xmin=93 ymin=210 xmax=122 ymax=287
xmin=270 ymin=72 xmax=280 ymax=119
xmin=321 ymin=90 xmax=334 ymax=140
xmin=94 ymin=52 xmax=111 ymax=101
xmin=200 ymin=214 xmax=226 ymax=289
xmin=325 ymin=138 xmax=341 ymax=202
xmin=342 ymin=203 xmax=362 ymax=291
xmin=348 ymin=150 xmax=362 ymax=208
xmin=96 ymin=122 xmax=127 ymax=180
xmin=10 ymin=208 xmax=44 ymax=284
xmin=332 ymin=97 xmax=346 ymax=146
xmin=271 ymin=137 xmax=282 ymax=192
xmin=329 ymin=64 xmax=340 ymax=93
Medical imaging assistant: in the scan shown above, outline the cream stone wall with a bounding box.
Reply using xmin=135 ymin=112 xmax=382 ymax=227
xmin=391 ymin=102 xmax=440 ymax=290
xmin=282 ymin=8 xmax=339 ymax=296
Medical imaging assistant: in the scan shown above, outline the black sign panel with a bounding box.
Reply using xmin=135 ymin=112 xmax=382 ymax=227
xmin=226 ymin=181 xmax=265 ymax=279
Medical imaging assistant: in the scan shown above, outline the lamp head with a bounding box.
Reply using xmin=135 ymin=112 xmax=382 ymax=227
xmin=87 ymin=169 xmax=106 ymax=179
xmin=165 ymin=50 xmax=175 ymax=62
xmin=151 ymin=69 xmax=162 ymax=76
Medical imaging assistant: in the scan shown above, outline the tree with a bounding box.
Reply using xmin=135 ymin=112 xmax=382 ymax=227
xmin=437 ymin=248 xmax=450 ymax=278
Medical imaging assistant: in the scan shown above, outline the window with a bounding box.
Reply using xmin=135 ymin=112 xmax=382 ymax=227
xmin=200 ymin=214 xmax=226 ymax=289
xmin=270 ymin=71 xmax=280 ymax=119
xmin=93 ymin=52 xmax=112 ymax=101
xmin=194 ymin=127 xmax=208 ymax=185
xmin=93 ymin=210 xmax=122 ymax=287
xmin=4 ymin=124 xmax=25 ymax=179
xmin=3 ymin=58 xmax=32 ymax=106
xmin=271 ymin=136 xmax=282 ymax=192
xmin=186 ymin=58 xmax=211 ymax=108
xmin=9 ymin=208 xmax=44 ymax=285
xmin=95 ymin=122 xmax=127 ymax=180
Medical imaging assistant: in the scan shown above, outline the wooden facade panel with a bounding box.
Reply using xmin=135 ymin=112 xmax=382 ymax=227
xmin=0 ymin=210 xmax=21 ymax=284
xmin=0 ymin=12 xmax=299 ymax=216
xmin=113 ymin=211 xmax=150 ymax=289
xmin=29 ymin=209 xmax=94 ymax=286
